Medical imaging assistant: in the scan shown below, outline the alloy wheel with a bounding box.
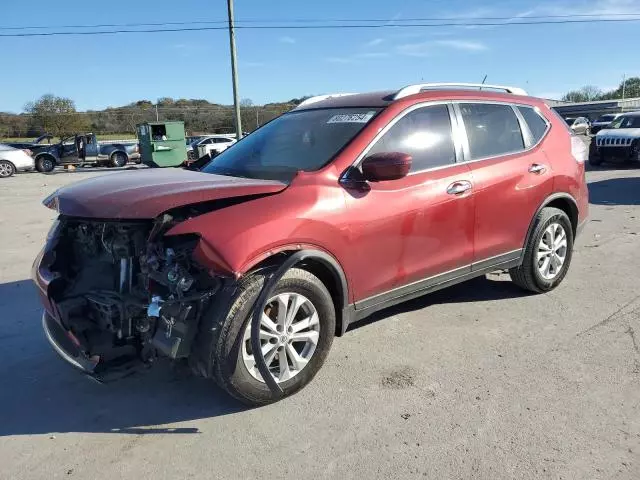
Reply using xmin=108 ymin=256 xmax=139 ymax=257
xmin=0 ymin=162 xmax=13 ymax=177
xmin=537 ymin=222 xmax=568 ymax=280
xmin=242 ymin=292 xmax=320 ymax=383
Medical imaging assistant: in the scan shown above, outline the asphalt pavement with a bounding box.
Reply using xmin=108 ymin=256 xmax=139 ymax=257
xmin=1 ymin=155 xmax=639 ymax=479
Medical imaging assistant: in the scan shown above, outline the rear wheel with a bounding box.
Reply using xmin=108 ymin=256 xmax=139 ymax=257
xmin=194 ymin=268 xmax=336 ymax=406
xmin=0 ymin=160 xmax=16 ymax=178
xmin=510 ymin=207 xmax=574 ymax=293
xmin=110 ymin=152 xmax=127 ymax=168
xmin=36 ymin=155 xmax=55 ymax=173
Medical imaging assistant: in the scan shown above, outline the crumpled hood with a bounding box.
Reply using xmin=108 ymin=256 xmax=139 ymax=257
xmin=45 ymin=168 xmax=288 ymax=219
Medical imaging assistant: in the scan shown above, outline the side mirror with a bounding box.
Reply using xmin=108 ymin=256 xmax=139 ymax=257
xmin=361 ymin=152 xmax=412 ymax=182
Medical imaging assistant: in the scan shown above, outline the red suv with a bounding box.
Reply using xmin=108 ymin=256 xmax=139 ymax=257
xmin=33 ymin=83 xmax=589 ymax=405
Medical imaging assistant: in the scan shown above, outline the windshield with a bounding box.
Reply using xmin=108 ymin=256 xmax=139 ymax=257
xmin=564 ymin=118 xmax=576 ymax=125
xmin=202 ymin=108 xmax=380 ymax=180
xmin=596 ymin=114 xmax=616 ymax=123
xmin=608 ymin=115 xmax=640 ymax=129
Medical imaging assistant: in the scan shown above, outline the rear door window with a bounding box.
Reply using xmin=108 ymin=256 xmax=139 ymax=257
xmin=517 ymin=106 xmax=549 ymax=144
xmin=459 ymin=103 xmax=525 ymax=160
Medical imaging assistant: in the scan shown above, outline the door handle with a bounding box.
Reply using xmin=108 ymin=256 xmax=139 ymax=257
xmin=446 ymin=180 xmax=472 ymax=195
xmin=529 ymin=164 xmax=547 ymax=174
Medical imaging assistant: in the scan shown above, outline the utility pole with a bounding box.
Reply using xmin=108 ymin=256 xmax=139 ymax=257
xmin=155 ymin=104 xmax=159 ymax=121
xmin=227 ymin=0 xmax=242 ymax=140
xmin=255 ymin=106 xmax=259 ymax=129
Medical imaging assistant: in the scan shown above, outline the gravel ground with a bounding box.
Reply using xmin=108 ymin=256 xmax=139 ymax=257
xmin=1 ymin=156 xmax=639 ymax=480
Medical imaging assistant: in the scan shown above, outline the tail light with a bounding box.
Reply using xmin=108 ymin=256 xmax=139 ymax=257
xmin=570 ymin=135 xmax=588 ymax=163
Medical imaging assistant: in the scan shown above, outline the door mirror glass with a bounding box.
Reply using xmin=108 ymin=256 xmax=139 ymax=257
xmin=361 ymin=152 xmax=412 ymax=182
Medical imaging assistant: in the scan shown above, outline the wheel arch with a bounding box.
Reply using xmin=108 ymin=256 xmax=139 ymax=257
xmin=245 ymin=248 xmax=351 ymax=337
xmin=524 ymin=193 xmax=579 ymax=249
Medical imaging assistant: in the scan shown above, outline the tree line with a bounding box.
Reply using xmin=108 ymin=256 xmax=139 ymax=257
xmin=561 ymin=77 xmax=640 ymax=103
xmin=0 ymin=94 xmax=307 ymax=139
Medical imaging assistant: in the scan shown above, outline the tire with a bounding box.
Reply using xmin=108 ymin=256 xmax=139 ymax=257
xmin=35 ymin=155 xmax=55 ymax=173
xmin=110 ymin=152 xmax=128 ymax=168
xmin=509 ymin=207 xmax=574 ymax=293
xmin=194 ymin=267 xmax=336 ymax=406
xmin=0 ymin=160 xmax=16 ymax=178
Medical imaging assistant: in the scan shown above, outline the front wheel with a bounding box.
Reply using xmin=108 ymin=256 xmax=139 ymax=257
xmin=195 ymin=268 xmax=336 ymax=406
xmin=510 ymin=207 xmax=574 ymax=293
xmin=35 ymin=156 xmax=55 ymax=173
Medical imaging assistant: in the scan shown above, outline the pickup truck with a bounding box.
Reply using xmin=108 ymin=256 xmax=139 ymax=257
xmin=33 ymin=133 xmax=140 ymax=172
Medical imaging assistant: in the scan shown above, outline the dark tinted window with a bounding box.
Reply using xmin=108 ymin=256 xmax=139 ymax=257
xmin=609 ymin=115 xmax=640 ymax=129
xmin=367 ymin=104 xmax=456 ymax=172
xmin=202 ymin=108 xmax=379 ymax=180
xmin=517 ymin=106 xmax=549 ymax=143
xmin=460 ymin=103 xmax=525 ymax=160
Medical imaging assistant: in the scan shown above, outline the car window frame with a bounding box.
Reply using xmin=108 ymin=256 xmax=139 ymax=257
xmin=452 ymin=100 xmax=550 ymax=164
xmin=345 ymin=101 xmax=464 ymax=177
xmin=516 ymin=105 xmax=551 ymax=146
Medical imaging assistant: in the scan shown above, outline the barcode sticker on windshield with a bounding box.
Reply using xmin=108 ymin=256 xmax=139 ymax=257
xmin=327 ymin=111 xmax=376 ymax=124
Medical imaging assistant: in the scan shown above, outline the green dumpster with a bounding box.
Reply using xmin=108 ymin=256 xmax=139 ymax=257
xmin=137 ymin=121 xmax=187 ymax=167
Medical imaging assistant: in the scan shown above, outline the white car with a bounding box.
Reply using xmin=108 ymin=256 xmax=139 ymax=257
xmin=187 ymin=135 xmax=237 ymax=160
xmin=0 ymin=143 xmax=35 ymax=178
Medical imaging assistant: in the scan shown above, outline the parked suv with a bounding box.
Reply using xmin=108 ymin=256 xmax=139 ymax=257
xmin=33 ymin=83 xmax=589 ymax=405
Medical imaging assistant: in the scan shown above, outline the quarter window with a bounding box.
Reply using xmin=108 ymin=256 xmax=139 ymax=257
xmin=367 ymin=104 xmax=456 ymax=172
xmin=459 ymin=103 xmax=525 ymax=160
xmin=517 ymin=106 xmax=549 ymax=144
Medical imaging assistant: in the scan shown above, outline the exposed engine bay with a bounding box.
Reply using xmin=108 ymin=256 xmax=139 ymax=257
xmin=44 ymin=216 xmax=221 ymax=379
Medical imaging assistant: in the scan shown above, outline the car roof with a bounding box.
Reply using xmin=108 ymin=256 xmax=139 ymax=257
xmin=293 ymin=87 xmax=543 ymax=111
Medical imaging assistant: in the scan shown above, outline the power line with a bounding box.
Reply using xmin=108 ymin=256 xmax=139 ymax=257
xmin=1 ymin=17 xmax=640 ymax=37
xmin=2 ymin=12 xmax=640 ymax=31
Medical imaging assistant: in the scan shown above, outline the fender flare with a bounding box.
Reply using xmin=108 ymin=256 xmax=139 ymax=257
xmin=523 ymin=192 xmax=579 ymax=251
xmin=244 ymin=247 xmax=351 ymax=336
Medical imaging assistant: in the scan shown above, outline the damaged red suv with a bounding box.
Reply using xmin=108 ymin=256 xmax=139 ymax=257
xmin=33 ymin=83 xmax=589 ymax=405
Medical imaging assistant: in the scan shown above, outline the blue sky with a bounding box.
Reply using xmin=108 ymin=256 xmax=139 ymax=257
xmin=1 ymin=0 xmax=639 ymax=112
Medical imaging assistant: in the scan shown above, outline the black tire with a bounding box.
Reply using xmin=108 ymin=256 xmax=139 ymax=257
xmin=589 ymin=150 xmax=603 ymax=166
xmin=0 ymin=160 xmax=16 ymax=178
xmin=35 ymin=155 xmax=55 ymax=173
xmin=110 ymin=152 xmax=128 ymax=168
xmin=193 ymin=267 xmax=336 ymax=406
xmin=509 ymin=207 xmax=574 ymax=293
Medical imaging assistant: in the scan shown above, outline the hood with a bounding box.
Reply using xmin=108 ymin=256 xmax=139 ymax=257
xmin=45 ymin=168 xmax=288 ymax=219
xmin=596 ymin=128 xmax=640 ymax=139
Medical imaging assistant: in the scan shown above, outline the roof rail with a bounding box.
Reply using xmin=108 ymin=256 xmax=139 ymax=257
xmin=393 ymin=83 xmax=528 ymax=100
xmin=296 ymin=93 xmax=356 ymax=108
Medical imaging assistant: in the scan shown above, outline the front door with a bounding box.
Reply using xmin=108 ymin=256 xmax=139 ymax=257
xmin=58 ymin=136 xmax=79 ymax=164
xmin=455 ymin=102 xmax=553 ymax=264
xmin=343 ymin=103 xmax=475 ymax=307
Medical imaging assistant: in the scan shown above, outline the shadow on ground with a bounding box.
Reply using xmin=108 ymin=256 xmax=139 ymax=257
xmin=0 ymin=280 xmax=245 ymax=437
xmin=589 ymin=177 xmax=640 ymax=206
xmin=348 ymin=274 xmax=529 ymax=332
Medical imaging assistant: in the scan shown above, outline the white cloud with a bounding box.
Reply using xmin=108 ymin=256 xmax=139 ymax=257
xmin=397 ymin=39 xmax=488 ymax=57
xmin=364 ymin=38 xmax=385 ymax=47
xmin=279 ymin=36 xmax=296 ymax=44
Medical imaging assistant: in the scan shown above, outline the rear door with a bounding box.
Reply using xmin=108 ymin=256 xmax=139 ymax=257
xmin=343 ymin=103 xmax=475 ymax=305
xmin=455 ymin=102 xmax=553 ymax=265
